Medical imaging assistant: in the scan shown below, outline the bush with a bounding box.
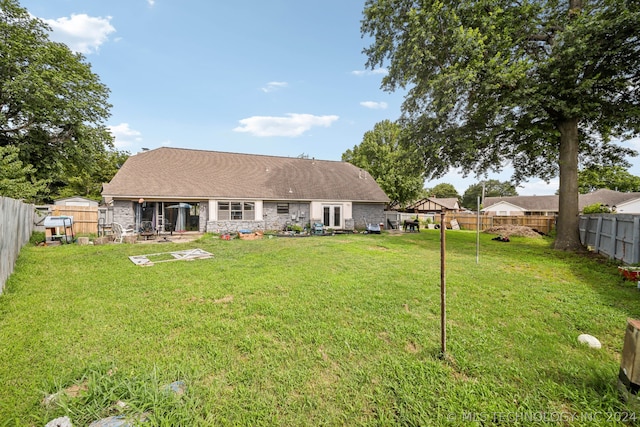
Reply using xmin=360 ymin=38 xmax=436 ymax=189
xmin=29 ymin=231 xmax=45 ymax=245
xmin=582 ymin=203 xmax=611 ymax=214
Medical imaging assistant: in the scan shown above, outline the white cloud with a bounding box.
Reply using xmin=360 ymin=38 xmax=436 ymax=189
xmin=108 ymin=123 xmax=142 ymax=148
xmin=360 ymin=101 xmax=388 ymax=110
xmin=233 ymin=114 xmax=339 ymax=137
xmin=147 ymin=0 xmax=156 ymax=6
xmin=351 ymin=68 xmax=388 ymax=76
xmin=517 ymin=178 xmax=559 ymax=196
xmin=261 ymin=81 xmax=288 ymax=93
xmin=42 ymin=14 xmax=115 ymax=54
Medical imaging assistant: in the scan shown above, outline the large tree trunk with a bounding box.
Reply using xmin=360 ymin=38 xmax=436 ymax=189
xmin=554 ymin=117 xmax=582 ymax=251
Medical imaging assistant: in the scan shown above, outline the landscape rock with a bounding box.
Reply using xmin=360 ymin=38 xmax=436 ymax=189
xmin=162 ymin=380 xmax=186 ymax=396
xmin=45 ymin=417 xmax=73 ymax=427
xmin=578 ymin=334 xmax=602 ymax=349
xmin=88 ymin=415 xmax=137 ymax=427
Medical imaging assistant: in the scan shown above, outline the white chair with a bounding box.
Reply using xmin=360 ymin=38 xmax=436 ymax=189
xmin=112 ymin=222 xmax=136 ymax=243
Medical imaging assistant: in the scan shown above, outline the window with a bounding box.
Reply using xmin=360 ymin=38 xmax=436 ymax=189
xmin=218 ymin=201 xmax=255 ymax=221
xmin=277 ymin=203 xmax=289 ymax=214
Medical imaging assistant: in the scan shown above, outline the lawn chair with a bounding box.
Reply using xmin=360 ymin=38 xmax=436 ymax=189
xmin=312 ymin=222 xmax=324 ymax=235
xmin=112 ymin=222 xmax=136 ymax=243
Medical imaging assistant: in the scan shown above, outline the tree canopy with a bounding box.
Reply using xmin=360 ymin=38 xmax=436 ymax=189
xmin=577 ymin=165 xmax=640 ymax=194
xmin=424 ymin=183 xmax=460 ymax=199
xmin=342 ymin=120 xmax=424 ymax=207
xmin=462 ymin=179 xmax=518 ymax=209
xmin=0 ymin=0 xmax=124 ymax=202
xmin=362 ymin=0 xmax=640 ymax=250
xmin=0 ymin=145 xmax=47 ymax=202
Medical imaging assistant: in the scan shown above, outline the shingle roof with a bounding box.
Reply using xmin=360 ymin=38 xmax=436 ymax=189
xmin=405 ymin=197 xmax=460 ymax=210
xmin=102 ymin=147 xmax=389 ymax=202
xmin=483 ymin=195 xmax=559 ymax=211
xmin=429 ymin=197 xmax=460 ymax=210
xmin=483 ymin=189 xmax=640 ymax=212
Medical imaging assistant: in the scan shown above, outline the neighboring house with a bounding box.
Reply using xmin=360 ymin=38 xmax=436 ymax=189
xmin=53 ymin=197 xmax=99 ymax=207
xmin=101 ymin=147 xmax=389 ymax=233
xmin=403 ymin=197 xmax=462 ymax=214
xmin=483 ymin=195 xmax=559 ymax=216
xmin=579 ymin=189 xmax=640 ymax=214
xmin=482 ymin=189 xmax=640 ymax=216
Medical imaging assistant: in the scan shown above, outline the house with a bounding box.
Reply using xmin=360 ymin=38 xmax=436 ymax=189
xmin=482 ymin=189 xmax=640 ymax=216
xmin=482 ymin=195 xmax=559 ymax=216
xmin=101 ymin=147 xmax=389 ymax=233
xmin=403 ymin=197 xmax=462 ymax=214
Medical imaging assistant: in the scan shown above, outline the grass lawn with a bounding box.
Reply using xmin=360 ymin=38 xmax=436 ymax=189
xmin=1 ymin=230 xmax=639 ymax=425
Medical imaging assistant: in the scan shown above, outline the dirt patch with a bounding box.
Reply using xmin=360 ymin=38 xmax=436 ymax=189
xmin=214 ymin=295 xmax=234 ymax=304
xmin=405 ymin=341 xmax=420 ymax=354
xmin=484 ymin=225 xmax=545 ymax=238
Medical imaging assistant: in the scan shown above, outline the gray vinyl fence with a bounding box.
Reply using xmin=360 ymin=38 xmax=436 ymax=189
xmin=0 ymin=197 xmax=35 ymax=294
xmin=579 ymin=214 xmax=640 ymax=265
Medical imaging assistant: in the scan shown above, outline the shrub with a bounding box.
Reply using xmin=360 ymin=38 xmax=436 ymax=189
xmin=582 ymin=203 xmax=611 ymax=214
xmin=29 ymin=231 xmax=45 ymax=245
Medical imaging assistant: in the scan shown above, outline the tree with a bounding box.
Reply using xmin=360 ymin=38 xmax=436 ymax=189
xmin=0 ymin=145 xmax=48 ymax=201
xmin=362 ymin=0 xmax=640 ymax=250
xmin=462 ymin=180 xmax=518 ymax=209
xmin=0 ymin=0 xmax=115 ymax=202
xmin=57 ymin=144 xmax=129 ymax=200
xmin=424 ymin=183 xmax=460 ymax=199
xmin=577 ymin=165 xmax=640 ymax=194
xmin=342 ymin=120 xmax=424 ymax=207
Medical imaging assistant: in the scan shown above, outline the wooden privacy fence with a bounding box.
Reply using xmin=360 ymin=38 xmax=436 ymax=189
xmin=0 ymin=197 xmax=34 ymax=294
xmin=579 ymin=214 xmax=640 ymax=265
xmin=440 ymin=213 xmax=556 ymax=234
xmin=50 ymin=205 xmax=99 ymax=235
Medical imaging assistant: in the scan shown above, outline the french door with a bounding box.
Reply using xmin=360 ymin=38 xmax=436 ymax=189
xmin=322 ymin=205 xmax=342 ymax=228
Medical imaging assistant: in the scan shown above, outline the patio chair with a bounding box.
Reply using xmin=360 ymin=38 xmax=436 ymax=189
xmin=140 ymin=220 xmax=155 ymax=240
xmin=112 ymin=222 xmax=136 ymax=243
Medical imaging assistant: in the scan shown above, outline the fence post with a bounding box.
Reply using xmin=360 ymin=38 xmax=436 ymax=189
xmin=633 ymin=217 xmax=640 ymax=265
xmin=593 ymin=216 xmax=603 ymax=254
xmin=611 ymin=216 xmax=618 ymax=261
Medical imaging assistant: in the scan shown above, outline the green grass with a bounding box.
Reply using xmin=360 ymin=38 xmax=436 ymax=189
xmin=1 ymin=231 xmax=639 ymax=425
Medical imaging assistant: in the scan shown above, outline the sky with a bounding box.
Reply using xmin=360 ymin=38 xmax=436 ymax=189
xmin=19 ymin=0 xmax=640 ymax=196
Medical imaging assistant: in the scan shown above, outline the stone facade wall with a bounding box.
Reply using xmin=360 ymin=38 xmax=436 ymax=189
xmin=198 ymin=202 xmax=207 ymax=232
xmin=112 ymin=200 xmax=135 ymax=228
xmin=263 ymin=202 xmax=310 ymax=231
xmin=206 ymin=201 xmax=311 ymax=233
xmin=111 ymin=199 xmax=382 ymax=233
xmin=206 ymin=220 xmax=265 ymax=234
xmin=352 ymin=203 xmax=385 ymax=230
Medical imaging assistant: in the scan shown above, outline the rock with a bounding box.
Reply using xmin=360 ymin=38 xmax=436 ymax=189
xmin=42 ymin=391 xmax=62 ymax=406
xmin=161 ymin=380 xmax=186 ymax=396
xmin=578 ymin=334 xmax=602 ymax=349
xmin=77 ymin=237 xmax=90 ymax=245
xmin=93 ymin=236 xmax=110 ymax=245
xmin=88 ymin=416 xmax=132 ymax=427
xmin=45 ymin=417 xmax=73 ymax=427
xmin=89 ymin=414 xmax=149 ymax=427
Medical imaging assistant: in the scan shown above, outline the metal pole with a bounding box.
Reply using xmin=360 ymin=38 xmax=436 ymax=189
xmin=476 ymin=196 xmax=480 ymax=264
xmin=440 ymin=212 xmax=446 ymax=356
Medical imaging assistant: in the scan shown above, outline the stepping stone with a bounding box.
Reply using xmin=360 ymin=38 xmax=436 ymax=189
xmin=578 ymin=334 xmax=602 ymax=349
